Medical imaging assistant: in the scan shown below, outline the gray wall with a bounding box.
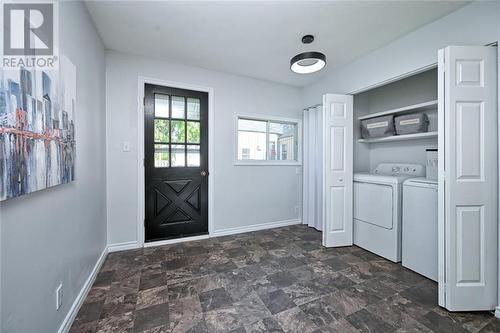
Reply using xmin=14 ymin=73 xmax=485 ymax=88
xmin=106 ymin=51 xmax=302 ymax=247
xmin=0 ymin=2 xmax=107 ymax=333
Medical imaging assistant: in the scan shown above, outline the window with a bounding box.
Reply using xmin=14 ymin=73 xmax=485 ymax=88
xmin=236 ymin=116 xmax=300 ymax=164
xmin=153 ymin=94 xmax=201 ymax=168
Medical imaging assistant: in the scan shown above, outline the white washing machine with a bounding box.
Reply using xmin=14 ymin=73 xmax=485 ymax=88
xmin=402 ymin=178 xmax=438 ymax=281
xmin=353 ymin=163 xmax=425 ymax=262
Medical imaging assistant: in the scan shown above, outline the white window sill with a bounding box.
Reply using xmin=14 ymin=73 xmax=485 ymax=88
xmin=233 ymin=161 xmax=302 ymax=166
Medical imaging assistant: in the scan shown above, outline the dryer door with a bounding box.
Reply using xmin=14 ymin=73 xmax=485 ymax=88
xmin=354 ymin=181 xmax=393 ymax=229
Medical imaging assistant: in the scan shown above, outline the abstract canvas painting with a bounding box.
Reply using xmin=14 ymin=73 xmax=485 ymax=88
xmin=0 ymin=56 xmax=76 ymax=201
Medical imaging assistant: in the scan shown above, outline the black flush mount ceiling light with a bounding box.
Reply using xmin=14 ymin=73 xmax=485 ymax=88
xmin=290 ymin=35 xmax=326 ymax=74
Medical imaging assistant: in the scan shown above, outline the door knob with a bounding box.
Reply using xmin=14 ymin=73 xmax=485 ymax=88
xmin=201 ymin=170 xmax=209 ymax=176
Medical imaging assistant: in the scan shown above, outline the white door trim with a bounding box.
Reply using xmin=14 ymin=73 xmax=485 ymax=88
xmin=437 ymin=49 xmax=446 ymax=306
xmin=137 ymin=76 xmax=215 ymax=247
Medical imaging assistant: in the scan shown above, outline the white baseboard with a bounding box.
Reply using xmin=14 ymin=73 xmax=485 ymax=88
xmin=58 ymin=246 xmax=108 ymax=333
xmin=142 ymin=219 xmax=300 ymax=248
xmin=211 ymin=218 xmax=301 ymax=237
xmin=495 ymin=306 xmax=500 ymax=318
xmin=111 ymin=219 xmax=301 ymax=251
xmin=144 ymin=234 xmax=210 ymax=248
xmin=108 ymin=240 xmax=140 ymax=253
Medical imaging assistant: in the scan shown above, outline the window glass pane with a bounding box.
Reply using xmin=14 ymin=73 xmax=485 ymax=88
xmin=236 ymin=117 xmax=298 ymax=162
xmin=187 ymin=145 xmax=200 ymax=167
xmin=172 ymin=96 xmax=185 ymax=118
xmin=268 ymin=133 xmax=278 ymax=160
xmin=171 ymin=120 xmax=185 ymax=143
xmin=171 ymin=145 xmax=185 ymax=167
xmin=238 ymin=118 xmax=266 ymax=132
xmin=269 ymin=133 xmax=296 ymax=161
xmin=237 ymin=131 xmax=266 ymax=160
xmin=154 ymin=94 xmax=169 ymax=118
xmin=154 ymin=119 xmax=169 ymax=142
xmin=154 ymin=144 xmax=169 ymax=168
xmin=187 ymin=121 xmax=200 ymax=143
xmin=269 ymin=122 xmax=296 ymax=136
xmin=268 ymin=122 xmax=297 ymax=161
xmin=187 ymin=98 xmax=200 ymax=120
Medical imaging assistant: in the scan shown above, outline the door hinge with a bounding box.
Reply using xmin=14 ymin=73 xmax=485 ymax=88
xmin=143 ymin=96 xmax=145 ymax=106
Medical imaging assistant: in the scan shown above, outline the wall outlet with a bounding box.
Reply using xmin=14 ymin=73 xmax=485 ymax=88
xmin=56 ymin=284 xmax=63 ymax=311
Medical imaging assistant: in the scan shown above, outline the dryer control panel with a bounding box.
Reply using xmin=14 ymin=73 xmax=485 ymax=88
xmin=374 ymin=163 xmax=425 ymax=177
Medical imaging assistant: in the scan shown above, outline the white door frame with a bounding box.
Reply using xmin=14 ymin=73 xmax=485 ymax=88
xmin=137 ymin=76 xmax=215 ymax=247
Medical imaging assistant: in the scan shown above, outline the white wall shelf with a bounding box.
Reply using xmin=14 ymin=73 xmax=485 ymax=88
xmin=358 ymin=131 xmax=438 ymax=143
xmin=357 ymin=100 xmax=438 ymax=120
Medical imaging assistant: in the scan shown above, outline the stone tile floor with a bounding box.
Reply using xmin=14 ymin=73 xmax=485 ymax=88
xmin=70 ymin=225 xmax=500 ymax=333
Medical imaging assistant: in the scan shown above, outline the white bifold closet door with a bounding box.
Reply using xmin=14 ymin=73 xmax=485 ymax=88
xmin=303 ymin=105 xmax=323 ymax=231
xmin=322 ymin=94 xmax=353 ymax=247
xmin=438 ymin=45 xmax=498 ymax=311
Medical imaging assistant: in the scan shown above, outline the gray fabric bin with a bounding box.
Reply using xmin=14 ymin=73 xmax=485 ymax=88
xmin=395 ymin=113 xmax=429 ymax=135
xmin=361 ymin=115 xmax=395 ymax=139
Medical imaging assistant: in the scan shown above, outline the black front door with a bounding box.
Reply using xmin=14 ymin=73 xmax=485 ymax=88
xmin=144 ymin=84 xmax=208 ymax=242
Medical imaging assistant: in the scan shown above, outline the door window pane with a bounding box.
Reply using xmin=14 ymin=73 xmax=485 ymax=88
xmin=171 ymin=145 xmax=185 ymax=167
xmin=187 ymin=121 xmax=200 ymax=143
xmin=154 ymin=119 xmax=169 ymax=142
xmin=187 ymin=98 xmax=200 ymax=120
xmin=237 ymin=131 xmax=266 ymax=160
xmin=154 ymin=94 xmax=169 ymax=118
xmin=171 ymin=120 xmax=186 ymax=143
xmin=187 ymin=145 xmax=200 ymax=167
xmin=154 ymin=144 xmax=169 ymax=168
xmin=172 ymin=96 xmax=185 ymax=119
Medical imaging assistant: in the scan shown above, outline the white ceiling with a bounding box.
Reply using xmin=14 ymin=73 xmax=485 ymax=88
xmin=85 ymin=1 xmax=468 ymax=87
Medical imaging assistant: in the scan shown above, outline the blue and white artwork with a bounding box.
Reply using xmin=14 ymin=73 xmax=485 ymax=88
xmin=0 ymin=56 xmax=76 ymax=201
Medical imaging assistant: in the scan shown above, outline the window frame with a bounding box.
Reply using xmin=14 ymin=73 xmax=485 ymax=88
xmin=234 ymin=113 xmax=302 ymax=166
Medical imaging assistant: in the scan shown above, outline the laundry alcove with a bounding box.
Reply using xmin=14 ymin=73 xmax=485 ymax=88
xmin=311 ymin=45 xmax=498 ymax=314
xmin=352 ymin=68 xmax=438 ymax=173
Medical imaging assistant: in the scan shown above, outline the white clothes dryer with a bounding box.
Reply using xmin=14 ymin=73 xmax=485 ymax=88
xmin=353 ymin=163 xmax=425 ymax=262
